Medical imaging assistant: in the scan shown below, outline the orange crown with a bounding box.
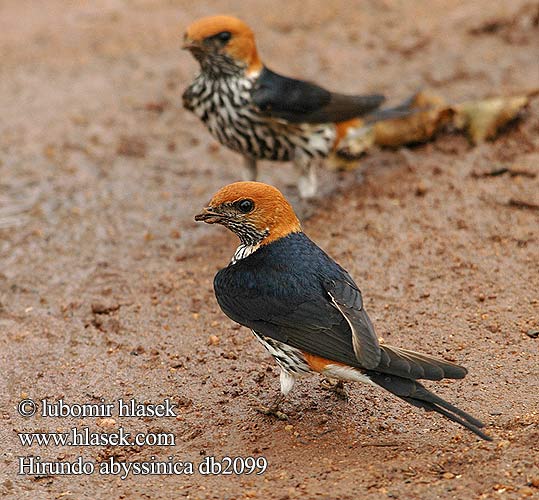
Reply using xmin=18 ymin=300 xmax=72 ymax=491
xmin=206 ymin=181 xmax=301 ymax=244
xmin=184 ymin=15 xmax=262 ymax=73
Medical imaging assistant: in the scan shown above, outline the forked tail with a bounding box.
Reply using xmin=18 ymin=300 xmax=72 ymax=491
xmin=367 ymin=344 xmax=492 ymax=441
xmin=369 ymin=371 xmax=491 ymax=440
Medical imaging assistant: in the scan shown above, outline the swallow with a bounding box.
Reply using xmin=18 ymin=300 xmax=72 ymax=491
xmin=195 ymin=181 xmax=492 ymax=440
xmin=183 ymin=15 xmax=404 ymax=198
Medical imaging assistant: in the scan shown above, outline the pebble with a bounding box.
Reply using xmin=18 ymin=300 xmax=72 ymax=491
xmin=96 ymin=418 xmax=117 ymax=429
xmin=91 ymin=302 xmax=120 ymax=315
xmin=415 ymin=181 xmax=428 ymax=196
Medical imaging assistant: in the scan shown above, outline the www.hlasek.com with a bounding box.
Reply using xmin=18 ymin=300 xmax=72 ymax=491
xmin=16 ymin=397 xmax=268 ymax=479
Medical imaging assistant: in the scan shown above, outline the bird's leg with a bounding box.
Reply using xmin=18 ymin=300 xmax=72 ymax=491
xmin=242 ymin=156 xmax=258 ymax=181
xmin=320 ymin=377 xmax=349 ymax=401
xmin=293 ymin=154 xmax=318 ymax=199
xmin=256 ymin=369 xmax=296 ymax=420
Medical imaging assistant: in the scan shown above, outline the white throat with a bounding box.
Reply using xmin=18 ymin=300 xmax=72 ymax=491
xmin=231 ymin=243 xmax=261 ymax=265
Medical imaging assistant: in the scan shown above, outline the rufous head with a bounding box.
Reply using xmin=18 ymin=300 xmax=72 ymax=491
xmin=183 ymin=15 xmax=262 ymax=75
xmin=195 ymin=182 xmax=301 ymax=246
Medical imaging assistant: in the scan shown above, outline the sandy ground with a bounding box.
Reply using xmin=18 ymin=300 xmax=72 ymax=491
xmin=1 ymin=0 xmax=539 ymax=498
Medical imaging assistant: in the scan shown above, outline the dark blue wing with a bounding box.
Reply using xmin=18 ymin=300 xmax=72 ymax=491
xmin=214 ymin=232 xmax=381 ymax=369
xmin=251 ymin=67 xmax=385 ymax=124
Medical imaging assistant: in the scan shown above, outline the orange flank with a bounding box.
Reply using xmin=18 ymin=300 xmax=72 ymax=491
xmin=302 ymin=352 xmax=347 ymax=373
xmin=333 ymin=118 xmax=362 ymax=148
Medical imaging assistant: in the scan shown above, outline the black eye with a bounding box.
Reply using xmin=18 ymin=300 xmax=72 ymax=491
xmin=215 ymin=31 xmax=231 ymax=43
xmin=237 ymin=199 xmax=254 ymax=213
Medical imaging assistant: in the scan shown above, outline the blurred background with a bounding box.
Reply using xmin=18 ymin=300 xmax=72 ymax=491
xmin=1 ymin=1 xmax=538 ymax=498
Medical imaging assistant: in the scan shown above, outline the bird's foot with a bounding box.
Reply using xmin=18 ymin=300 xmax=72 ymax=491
xmin=320 ymin=378 xmax=349 ymax=401
xmin=256 ymin=404 xmax=289 ymax=421
xmin=254 ymin=395 xmax=288 ymax=420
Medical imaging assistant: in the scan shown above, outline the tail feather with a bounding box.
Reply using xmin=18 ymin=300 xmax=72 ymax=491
xmin=364 ymin=94 xmax=417 ymax=123
xmin=378 ymin=344 xmax=468 ymax=381
xmin=368 ymin=371 xmax=492 ymax=441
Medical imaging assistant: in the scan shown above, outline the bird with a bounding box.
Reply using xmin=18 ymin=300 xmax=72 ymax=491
xmin=182 ymin=15 xmax=403 ymax=199
xmin=195 ymin=181 xmax=492 ymax=441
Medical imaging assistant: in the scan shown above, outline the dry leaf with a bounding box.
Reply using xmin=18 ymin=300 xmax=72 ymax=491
xmin=410 ymin=90 xmax=448 ymax=109
xmin=453 ymin=96 xmax=529 ymax=144
xmin=331 ymin=90 xmax=450 ymax=169
xmin=373 ymin=107 xmax=454 ymax=147
xmin=329 ymin=89 xmax=534 ymax=170
xmin=371 ymin=90 xmax=452 ymax=146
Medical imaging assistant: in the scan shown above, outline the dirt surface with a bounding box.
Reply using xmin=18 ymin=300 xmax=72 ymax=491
xmin=1 ymin=1 xmax=539 ymax=498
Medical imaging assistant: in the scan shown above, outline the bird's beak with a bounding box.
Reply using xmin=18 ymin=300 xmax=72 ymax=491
xmin=194 ymin=207 xmax=224 ymax=224
xmin=182 ymin=38 xmax=200 ymax=51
